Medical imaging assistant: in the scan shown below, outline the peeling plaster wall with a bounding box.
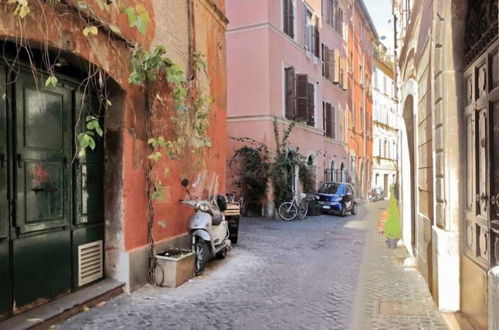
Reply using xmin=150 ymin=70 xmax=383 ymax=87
xmin=0 ymin=0 xmax=227 ymax=291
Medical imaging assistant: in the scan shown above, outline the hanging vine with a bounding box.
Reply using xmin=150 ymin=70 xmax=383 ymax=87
xmin=0 ymin=0 xmax=213 ymax=285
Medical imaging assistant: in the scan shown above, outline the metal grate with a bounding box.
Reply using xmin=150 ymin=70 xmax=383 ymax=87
xmin=78 ymin=240 xmax=103 ymax=287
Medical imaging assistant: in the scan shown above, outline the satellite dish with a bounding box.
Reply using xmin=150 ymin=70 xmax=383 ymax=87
xmin=380 ymin=35 xmax=387 ymax=40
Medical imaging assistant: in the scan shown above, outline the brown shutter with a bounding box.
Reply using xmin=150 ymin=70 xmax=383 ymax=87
xmin=339 ymin=108 xmax=344 ymax=142
xmin=324 ymin=45 xmax=330 ymax=79
xmin=283 ymin=0 xmax=289 ymax=34
xmin=283 ymin=0 xmax=294 ymax=38
xmin=296 ymin=74 xmax=309 ymax=121
xmin=325 ymin=103 xmax=332 ymax=137
xmin=288 ymin=0 xmax=294 ymax=38
xmin=307 ymin=83 xmax=315 ymax=126
xmin=331 ymin=106 xmax=337 ymax=139
xmin=331 ymin=49 xmax=340 ymax=84
xmin=285 ymin=67 xmax=296 ymax=119
xmin=314 ymin=17 xmax=320 ymax=58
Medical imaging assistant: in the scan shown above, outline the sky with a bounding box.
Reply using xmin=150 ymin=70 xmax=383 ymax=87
xmin=363 ymin=0 xmax=395 ymax=52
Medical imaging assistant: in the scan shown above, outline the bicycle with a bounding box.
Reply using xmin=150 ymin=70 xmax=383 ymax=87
xmin=278 ymin=192 xmax=312 ymax=221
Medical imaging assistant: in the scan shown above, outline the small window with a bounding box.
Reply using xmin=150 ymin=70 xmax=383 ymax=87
xmin=283 ymin=0 xmax=295 ymax=38
xmin=304 ymin=8 xmax=319 ymax=57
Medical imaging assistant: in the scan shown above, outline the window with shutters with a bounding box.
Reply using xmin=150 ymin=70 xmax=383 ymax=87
xmin=284 ymin=66 xmax=296 ymax=120
xmin=324 ymin=102 xmax=332 ymax=138
xmin=322 ymin=44 xmax=330 ymax=79
xmin=323 ymin=102 xmax=341 ymax=140
xmin=296 ymin=74 xmax=309 ymax=122
xmin=307 ymin=83 xmax=315 ymax=127
xmin=283 ymin=0 xmax=295 ymax=39
xmin=304 ymin=8 xmax=319 ymax=57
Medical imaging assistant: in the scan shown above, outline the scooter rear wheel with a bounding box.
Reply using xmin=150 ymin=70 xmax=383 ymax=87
xmin=194 ymin=239 xmax=209 ymax=275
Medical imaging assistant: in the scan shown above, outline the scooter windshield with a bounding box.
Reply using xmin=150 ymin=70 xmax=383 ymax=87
xmin=185 ymin=170 xmax=219 ymax=204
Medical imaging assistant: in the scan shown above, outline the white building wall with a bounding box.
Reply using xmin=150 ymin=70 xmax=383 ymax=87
xmin=371 ymin=61 xmax=398 ymax=198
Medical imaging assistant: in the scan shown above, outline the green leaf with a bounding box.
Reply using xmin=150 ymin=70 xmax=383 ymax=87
xmin=148 ymin=152 xmax=162 ymax=162
xmin=123 ymin=7 xmax=137 ymax=28
xmin=136 ymin=11 xmax=151 ymax=35
xmin=88 ymin=137 xmax=96 ymax=150
xmin=95 ymin=125 xmax=103 ymax=137
xmin=45 ymin=75 xmax=57 ymax=87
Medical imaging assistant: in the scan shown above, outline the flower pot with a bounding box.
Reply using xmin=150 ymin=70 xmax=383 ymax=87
xmin=386 ymin=238 xmax=399 ymax=249
xmin=155 ymin=249 xmax=196 ymax=287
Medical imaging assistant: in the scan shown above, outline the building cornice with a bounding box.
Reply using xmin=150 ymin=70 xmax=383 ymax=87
xmin=356 ymin=0 xmax=379 ymax=39
xmin=399 ymin=0 xmax=423 ymax=66
xmin=198 ymin=0 xmax=229 ymax=26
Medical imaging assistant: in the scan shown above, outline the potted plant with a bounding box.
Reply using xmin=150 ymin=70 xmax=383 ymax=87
xmin=385 ymin=188 xmax=402 ymax=249
xmin=155 ymin=248 xmax=196 ymax=287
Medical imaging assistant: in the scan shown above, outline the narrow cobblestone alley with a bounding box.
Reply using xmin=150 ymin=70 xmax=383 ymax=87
xmin=57 ymin=202 xmax=446 ymax=330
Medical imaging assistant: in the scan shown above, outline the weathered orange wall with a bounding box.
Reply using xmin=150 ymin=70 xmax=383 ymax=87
xmin=347 ymin=1 xmax=374 ymax=197
xmin=0 ymin=0 xmax=227 ymax=252
xmin=122 ymin=0 xmax=228 ymax=250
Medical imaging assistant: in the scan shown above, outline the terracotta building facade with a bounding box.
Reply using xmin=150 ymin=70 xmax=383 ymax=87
xmin=347 ymin=0 xmax=377 ymax=200
xmin=0 ymin=0 xmax=227 ymax=320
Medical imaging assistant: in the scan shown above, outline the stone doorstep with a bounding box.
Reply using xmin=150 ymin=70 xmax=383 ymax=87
xmin=0 ymin=279 xmax=124 ymax=330
xmin=441 ymin=312 xmax=485 ymax=330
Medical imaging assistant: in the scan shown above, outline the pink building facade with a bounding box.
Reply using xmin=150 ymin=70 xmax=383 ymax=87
xmin=226 ymin=0 xmax=352 ymax=210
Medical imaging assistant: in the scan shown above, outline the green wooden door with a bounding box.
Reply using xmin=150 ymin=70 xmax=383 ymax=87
xmin=0 ymin=66 xmax=105 ymax=318
xmin=0 ymin=67 xmax=10 ymax=318
xmin=12 ymin=71 xmax=72 ymax=314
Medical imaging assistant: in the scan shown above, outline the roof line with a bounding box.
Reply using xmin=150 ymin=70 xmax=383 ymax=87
xmin=356 ymin=0 xmax=379 ymax=39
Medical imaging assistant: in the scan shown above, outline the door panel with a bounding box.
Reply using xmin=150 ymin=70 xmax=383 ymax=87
xmin=12 ymin=230 xmax=71 ymax=314
xmin=13 ymin=71 xmax=72 ymax=312
xmin=490 ymin=101 xmax=499 ymax=265
xmin=0 ymin=67 xmax=10 ymax=318
xmin=15 ymin=73 xmax=71 ymax=233
xmin=74 ymin=93 xmax=104 ymax=226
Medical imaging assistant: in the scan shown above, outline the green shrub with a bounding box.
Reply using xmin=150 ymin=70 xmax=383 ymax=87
xmin=385 ymin=188 xmax=402 ymax=240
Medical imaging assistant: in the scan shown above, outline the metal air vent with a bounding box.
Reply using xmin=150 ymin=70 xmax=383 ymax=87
xmin=78 ymin=240 xmax=103 ymax=286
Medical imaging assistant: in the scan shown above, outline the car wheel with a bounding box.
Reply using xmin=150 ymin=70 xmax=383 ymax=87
xmin=340 ymin=204 xmax=347 ymax=217
xmin=194 ymin=239 xmax=210 ymax=275
xmin=351 ymin=203 xmax=357 ymax=215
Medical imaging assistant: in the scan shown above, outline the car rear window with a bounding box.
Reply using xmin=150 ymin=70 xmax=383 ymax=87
xmin=319 ymin=183 xmax=346 ymax=194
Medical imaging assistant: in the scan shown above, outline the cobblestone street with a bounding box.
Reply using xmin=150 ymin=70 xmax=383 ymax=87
xmin=57 ymin=202 xmax=447 ymax=330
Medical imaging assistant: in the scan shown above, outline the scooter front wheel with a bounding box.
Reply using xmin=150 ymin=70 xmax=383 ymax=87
xmin=194 ymin=239 xmax=209 ymax=275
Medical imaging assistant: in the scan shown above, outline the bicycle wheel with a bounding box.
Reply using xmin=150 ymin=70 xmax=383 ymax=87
xmin=297 ymin=202 xmax=308 ymax=219
xmin=278 ymin=202 xmax=298 ymax=221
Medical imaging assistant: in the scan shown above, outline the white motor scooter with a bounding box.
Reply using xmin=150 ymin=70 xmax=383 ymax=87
xmin=180 ymin=171 xmax=231 ymax=274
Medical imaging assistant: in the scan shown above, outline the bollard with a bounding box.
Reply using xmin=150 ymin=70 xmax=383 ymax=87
xmin=489 ymin=267 xmax=499 ymax=329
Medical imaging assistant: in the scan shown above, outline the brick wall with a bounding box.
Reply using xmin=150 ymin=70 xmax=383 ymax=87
xmin=152 ymin=0 xmax=190 ymax=70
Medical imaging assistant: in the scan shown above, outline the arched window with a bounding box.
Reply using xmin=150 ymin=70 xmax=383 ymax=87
xmin=308 ymin=155 xmax=314 ymax=167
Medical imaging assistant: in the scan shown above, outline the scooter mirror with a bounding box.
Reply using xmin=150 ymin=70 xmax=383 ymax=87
xmin=181 ymin=178 xmax=190 ymax=187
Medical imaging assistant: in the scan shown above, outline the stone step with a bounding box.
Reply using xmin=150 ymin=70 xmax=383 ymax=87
xmin=0 ymin=279 xmax=124 ymax=330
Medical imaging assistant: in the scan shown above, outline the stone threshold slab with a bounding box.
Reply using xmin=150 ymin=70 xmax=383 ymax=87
xmin=0 ymin=279 xmax=124 ymax=330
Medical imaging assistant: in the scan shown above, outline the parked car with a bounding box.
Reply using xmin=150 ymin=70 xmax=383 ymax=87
xmin=315 ymin=182 xmax=357 ymax=217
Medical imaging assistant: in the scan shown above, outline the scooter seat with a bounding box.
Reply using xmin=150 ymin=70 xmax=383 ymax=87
xmin=212 ymin=214 xmax=223 ymax=226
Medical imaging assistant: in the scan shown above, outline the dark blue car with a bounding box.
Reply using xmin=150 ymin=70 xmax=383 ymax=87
xmin=315 ymin=183 xmax=357 ymax=217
